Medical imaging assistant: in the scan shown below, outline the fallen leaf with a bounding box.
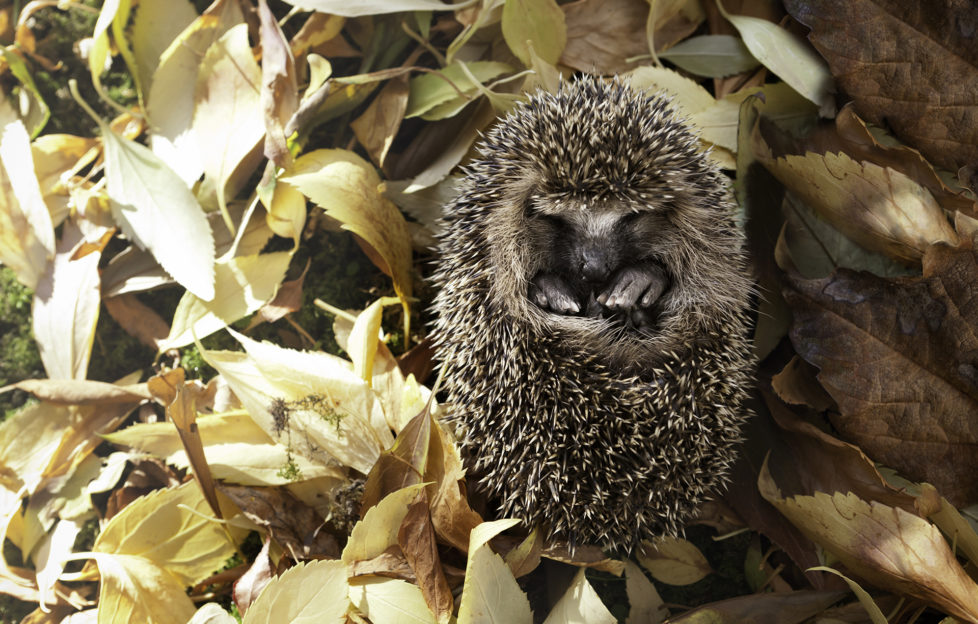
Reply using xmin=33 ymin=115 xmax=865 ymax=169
xmin=502 ymin=0 xmax=566 ymax=66
xmin=93 ymin=481 xmax=244 ymax=586
xmin=623 ymin=560 xmax=666 ymax=624
xmin=279 ymin=0 xmax=469 ymax=17
xmin=130 ymin=0 xmax=197 ymax=102
xmin=257 ymin=0 xmax=297 ymax=168
xmin=189 ymin=603 xmax=238 ymax=624
xmin=343 ymin=484 xmax=427 ymax=565
xmin=31 ymin=218 xmax=103 ymax=380
xmin=759 ymin=464 xmax=978 ymax=622
xmin=398 ymin=493 xmax=453 ymax=624
xmin=241 ymin=559 xmax=349 ymax=623
xmin=659 ymin=34 xmax=759 ymax=78
xmin=352 ymin=75 xmax=409 ymax=168
xmin=0 ymin=95 xmax=54 ymax=289
xmin=665 ymin=589 xmax=848 ymax=624
xmin=220 ymin=485 xmax=340 ymax=560
xmin=103 ymin=293 xmax=170 ymax=350
xmin=784 ymin=0 xmax=978 ymax=171
xmin=784 ymin=241 xmax=978 ymax=506
xmin=809 ymin=566 xmax=888 ymax=624
xmin=542 ymin=567 xmax=615 ymax=624
xmin=3 ymin=379 xmax=151 ymax=405
xmin=348 ymin=577 xmax=436 ymax=624
xmin=560 ymin=0 xmax=649 ymax=75
xmin=87 ymin=553 xmax=196 ymax=624
xmin=636 ymin=537 xmax=712 ymax=586
xmin=457 ymin=519 xmax=532 ymax=624
xmin=405 ymin=62 xmax=513 ymax=120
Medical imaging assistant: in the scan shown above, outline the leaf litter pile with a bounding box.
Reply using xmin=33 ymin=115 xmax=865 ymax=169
xmin=0 ymin=0 xmax=976 ymax=622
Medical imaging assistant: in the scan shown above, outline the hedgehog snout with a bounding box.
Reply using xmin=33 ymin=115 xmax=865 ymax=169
xmin=579 ymin=247 xmax=612 ymax=283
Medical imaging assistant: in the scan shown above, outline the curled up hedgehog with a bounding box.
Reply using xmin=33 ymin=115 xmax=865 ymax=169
xmin=431 ymin=76 xmax=754 ymax=553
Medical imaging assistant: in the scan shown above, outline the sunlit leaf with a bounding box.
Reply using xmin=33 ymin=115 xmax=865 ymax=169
xmin=342 ymin=484 xmax=427 ymax=564
xmin=131 ymin=0 xmax=197 ymax=101
xmin=242 ymin=559 xmax=349 ymax=623
xmin=406 ymin=62 xmax=513 ymax=120
xmin=457 ymin=519 xmax=532 ymax=624
xmin=349 ymin=577 xmax=436 ymax=624
xmin=280 ymin=0 xmax=470 ymax=17
xmin=89 ymin=553 xmax=196 ymax=624
xmin=542 ymin=567 xmax=615 ymax=624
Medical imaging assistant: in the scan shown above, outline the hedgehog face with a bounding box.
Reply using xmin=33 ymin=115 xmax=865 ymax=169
xmin=524 ymin=199 xmax=672 ymax=332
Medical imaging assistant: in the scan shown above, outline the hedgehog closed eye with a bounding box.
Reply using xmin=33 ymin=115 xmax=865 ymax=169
xmin=432 ymin=76 xmax=755 ymax=554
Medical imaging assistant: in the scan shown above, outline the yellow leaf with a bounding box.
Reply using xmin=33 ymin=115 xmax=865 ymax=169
xmin=131 ymin=0 xmax=197 ymax=100
xmin=624 ymin=560 xmax=667 ymax=624
xmin=543 ymin=567 xmax=616 ymax=624
xmin=243 ymin=559 xmax=349 ymax=623
xmin=90 ymin=553 xmax=195 ymax=624
xmin=637 ymin=537 xmax=712 ymax=586
xmin=193 ymin=23 xmax=265 ymax=232
xmin=281 ymin=149 xmax=413 ymax=333
xmin=349 ymin=577 xmax=435 ymax=624
xmin=104 ymin=411 xmax=341 ymax=486
xmin=93 ymin=482 xmax=244 ymax=586
xmin=264 ymin=178 xmax=306 ymax=243
xmin=0 ymin=96 xmax=54 ymax=289
xmin=189 ymin=603 xmax=238 ymax=624
xmin=348 ymin=299 xmax=385 ymax=384
xmin=203 ymin=329 xmax=393 ymax=474
xmin=159 ymin=251 xmax=291 ymax=351
xmin=342 ymin=484 xmax=427 ymax=564
xmin=32 ymin=219 xmax=103 ymax=380
xmin=760 ymin=460 xmax=978 ymax=622
xmin=457 ymin=519 xmax=532 ymax=624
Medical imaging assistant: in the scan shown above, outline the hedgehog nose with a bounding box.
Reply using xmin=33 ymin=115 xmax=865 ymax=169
xmin=580 ymin=250 xmax=610 ymax=283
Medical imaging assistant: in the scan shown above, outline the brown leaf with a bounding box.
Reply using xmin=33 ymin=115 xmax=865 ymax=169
xmin=360 ymin=407 xmax=429 ymax=514
xmin=771 ymin=356 xmax=835 ymax=411
xmin=665 ymin=590 xmax=848 ymax=624
xmin=397 ymin=493 xmax=453 ymax=623
xmin=103 ymin=293 xmax=171 ymax=350
xmin=352 ymin=75 xmax=410 ymax=169
xmin=503 ymin=527 xmax=543 ymax=579
xmin=784 ymin=0 xmax=978 ymax=171
xmin=425 ymin=414 xmax=483 ymax=552
xmin=560 ymin=0 xmax=649 ymax=74
xmin=219 ymin=485 xmax=340 ymax=560
xmin=168 ymin=381 xmax=223 ymax=521
xmin=784 ymin=240 xmax=978 ymax=506
xmin=250 ymin=259 xmax=309 ymax=328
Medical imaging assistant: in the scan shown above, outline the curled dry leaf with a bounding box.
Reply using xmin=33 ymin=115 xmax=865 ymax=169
xmin=754 ymin=117 xmax=959 ymax=265
xmin=784 ymin=0 xmax=978 ymax=172
xmin=352 ymin=75 xmax=409 ymax=169
xmin=784 ymin=241 xmax=978 ymax=506
xmin=398 ymin=493 xmax=453 ymax=624
xmin=759 ymin=463 xmax=978 ymax=622
xmin=257 ymin=0 xmax=297 ymax=168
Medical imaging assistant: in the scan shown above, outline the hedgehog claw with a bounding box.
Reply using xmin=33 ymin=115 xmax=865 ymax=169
xmin=529 ymin=272 xmax=581 ymax=315
xmin=600 ymin=262 xmax=669 ymax=311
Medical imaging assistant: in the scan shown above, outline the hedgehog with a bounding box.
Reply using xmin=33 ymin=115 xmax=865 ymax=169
xmin=431 ymin=76 xmax=754 ymax=553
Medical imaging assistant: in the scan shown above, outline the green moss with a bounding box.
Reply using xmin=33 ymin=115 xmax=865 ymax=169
xmin=0 ymin=268 xmax=42 ymax=420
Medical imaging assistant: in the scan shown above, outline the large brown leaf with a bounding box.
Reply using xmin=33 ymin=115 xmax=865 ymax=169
xmin=784 ymin=0 xmax=978 ymax=171
xmin=784 ymin=241 xmax=978 ymax=505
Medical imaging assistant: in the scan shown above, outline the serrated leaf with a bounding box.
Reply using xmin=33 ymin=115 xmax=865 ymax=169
xmin=343 ymin=484 xmax=427 ymax=564
xmin=543 ymin=567 xmax=615 ymax=624
xmin=93 ymin=481 xmax=243 ymax=586
xmin=502 ymin=0 xmax=567 ymax=66
xmin=102 ymin=123 xmax=215 ymax=300
xmin=202 ymin=329 xmax=393 ymax=474
xmin=457 ymin=519 xmax=532 ymax=624
xmin=349 ymin=577 xmax=436 ymax=624
xmin=660 ymin=34 xmax=759 ymax=78
xmin=242 ymin=559 xmax=349 ymax=623
xmin=89 ymin=553 xmax=196 ymax=624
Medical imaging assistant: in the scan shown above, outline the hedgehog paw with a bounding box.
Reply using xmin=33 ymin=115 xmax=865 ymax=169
xmin=598 ymin=262 xmax=669 ymax=311
xmin=529 ymin=272 xmax=581 ymax=314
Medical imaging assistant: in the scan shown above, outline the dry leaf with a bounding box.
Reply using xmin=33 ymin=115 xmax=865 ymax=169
xmin=784 ymin=240 xmax=978 ymax=505
xmin=759 ymin=463 xmax=978 ymax=622
xmin=233 ymin=538 xmax=273 ymax=615
xmin=560 ymin=0 xmax=649 ymax=75
xmin=352 ymin=75 xmax=409 ymax=168
xmin=665 ymin=589 xmax=848 ymax=624
xmin=542 ymin=567 xmax=615 ymax=624
xmin=501 ymin=0 xmax=567 ymax=66
xmin=257 ymin=0 xmax=297 ymax=168
xmin=343 ymin=484 xmax=427 ymax=565
xmin=457 ymin=519 xmax=532 ymax=624
xmin=398 ymin=493 xmax=453 ymax=624
xmin=103 ymin=293 xmax=170 ymax=350
xmin=784 ymin=0 xmax=978 ymax=171
xmin=241 ymin=559 xmax=349 ymax=623
xmin=636 ymin=537 xmax=712 ymax=586
xmin=348 ymin=577 xmax=436 ymax=624
xmin=87 ymin=553 xmax=196 ymax=624
xmin=623 ymin=560 xmax=666 ymax=624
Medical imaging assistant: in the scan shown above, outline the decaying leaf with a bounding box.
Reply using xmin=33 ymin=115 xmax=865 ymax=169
xmin=398 ymin=492 xmax=453 ymax=623
xmin=784 ymin=241 xmax=978 ymax=505
xmin=760 ymin=463 xmax=978 ymax=622
xmin=784 ymin=0 xmax=978 ymax=171
xmin=560 ymin=0 xmax=649 ymax=75
xmin=257 ymin=0 xmax=297 ymax=168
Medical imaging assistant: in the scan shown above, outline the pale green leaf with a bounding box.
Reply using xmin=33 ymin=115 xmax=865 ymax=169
xmin=102 ymin=127 xmax=216 ymax=300
xmin=715 ymin=1 xmax=834 ymax=116
xmin=501 ymin=0 xmax=567 ymax=66
xmin=406 ymin=62 xmax=513 ymax=119
xmin=243 ymin=559 xmax=349 ymax=623
xmin=159 ymin=251 xmax=290 ymax=351
xmin=659 ymin=34 xmax=759 ymax=78
xmin=542 ymin=567 xmax=616 ymax=624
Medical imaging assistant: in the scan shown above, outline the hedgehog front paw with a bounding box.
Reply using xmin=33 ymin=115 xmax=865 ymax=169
xmin=529 ymin=272 xmax=581 ymax=314
xmin=597 ymin=262 xmax=669 ymax=311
